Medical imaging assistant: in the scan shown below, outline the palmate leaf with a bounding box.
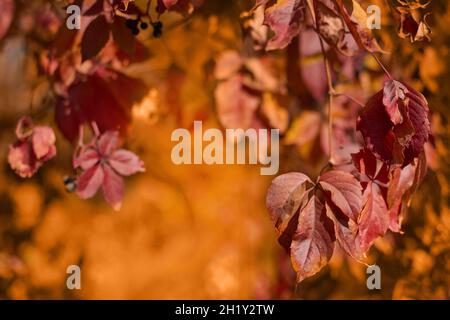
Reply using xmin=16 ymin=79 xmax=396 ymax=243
xmin=267 ymin=169 xmax=366 ymax=281
xmin=357 ymin=80 xmax=431 ymax=166
xmin=267 ymin=172 xmax=335 ymax=281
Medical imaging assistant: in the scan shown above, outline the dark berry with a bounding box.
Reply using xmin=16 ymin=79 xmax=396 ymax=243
xmin=140 ymin=22 xmax=148 ymax=30
xmin=63 ymin=176 xmax=77 ymax=193
xmin=152 ymin=21 xmax=163 ymax=38
xmin=126 ymin=19 xmax=139 ymax=29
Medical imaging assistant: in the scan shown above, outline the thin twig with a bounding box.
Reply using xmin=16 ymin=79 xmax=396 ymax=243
xmin=306 ymin=0 xmax=335 ymax=161
xmin=332 ymin=92 xmax=365 ymax=107
xmin=371 ymin=52 xmax=392 ymax=79
xmin=318 ymin=36 xmax=335 ymax=161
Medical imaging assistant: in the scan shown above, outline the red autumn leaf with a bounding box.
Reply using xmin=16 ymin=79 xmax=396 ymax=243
xmin=266 ymin=172 xmax=335 ymax=281
xmin=55 ymin=70 xmax=148 ymax=142
xmin=358 ymin=181 xmax=389 ymax=253
xmin=111 ymin=16 xmax=136 ymax=57
xmin=357 ymin=80 xmax=430 ymax=166
xmin=299 ymin=29 xmax=328 ymax=101
xmin=386 ymin=164 xmax=415 ymax=232
xmin=266 ymin=172 xmax=313 ymax=233
xmin=318 ymin=170 xmax=363 ymax=222
xmin=317 ymin=170 xmax=364 ymax=259
xmin=334 ymin=0 xmax=384 ymax=53
xmin=0 ymin=0 xmax=14 ymax=40
xmin=215 ymin=74 xmax=261 ymax=130
xmin=266 ymin=173 xmax=313 ymax=251
xmin=8 ymin=117 xmax=57 ymax=178
xmin=290 ymin=195 xmax=335 ymax=282
xmin=81 ymin=14 xmax=111 ymax=61
xmin=263 ymin=0 xmax=306 ymax=51
xmin=74 ymin=130 xmax=145 ymax=211
xmin=84 ymin=0 xmax=105 ymax=16
xmin=313 ymin=0 xmax=358 ymax=56
xmin=383 ymin=80 xmax=408 ymax=125
xmin=324 ymin=201 xmax=362 ymax=260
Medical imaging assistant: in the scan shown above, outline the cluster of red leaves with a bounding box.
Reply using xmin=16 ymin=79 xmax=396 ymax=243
xmin=267 ymin=79 xmax=430 ymax=281
xmin=4 ymin=0 xmax=193 ymax=209
xmin=262 ymin=0 xmax=432 ymax=282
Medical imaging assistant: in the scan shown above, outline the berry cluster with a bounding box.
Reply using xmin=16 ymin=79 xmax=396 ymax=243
xmin=125 ymin=18 xmax=163 ymax=38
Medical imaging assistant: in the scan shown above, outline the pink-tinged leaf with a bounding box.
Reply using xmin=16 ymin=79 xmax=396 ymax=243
xmin=409 ymin=151 xmax=427 ymax=195
xmin=266 ymin=172 xmax=313 ymax=251
xmin=98 ymin=131 xmax=120 ymax=156
xmin=290 ymin=195 xmax=335 ymax=282
xmin=102 ymin=165 xmax=124 ymax=211
xmin=32 ymin=126 xmax=56 ymax=159
xmin=334 ymin=0 xmax=384 ymax=53
xmin=81 ymin=14 xmax=111 ymax=61
xmin=358 ymin=181 xmax=389 ymax=253
xmin=267 ymin=172 xmax=313 ymax=230
xmin=214 ymin=50 xmax=243 ymax=80
xmin=313 ymin=0 xmax=358 ymax=56
xmin=8 ymin=142 xmax=39 ymax=178
xmin=319 ymin=170 xmax=363 ymax=222
xmin=383 ymin=80 xmax=407 ymax=125
xmin=215 ymin=75 xmax=260 ymax=130
xmin=109 ymin=149 xmax=145 ymax=176
xmin=0 ymin=0 xmax=14 ymax=40
xmin=76 ymin=164 xmax=104 ymax=199
xmin=8 ymin=117 xmax=56 ymax=178
xmin=264 ymin=0 xmax=306 ymax=50
xmin=387 ymin=165 xmax=414 ymax=232
xmin=324 ymin=201 xmax=363 ymax=260
xmin=74 ymin=148 xmax=100 ymax=170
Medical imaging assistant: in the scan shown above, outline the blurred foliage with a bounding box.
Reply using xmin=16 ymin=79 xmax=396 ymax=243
xmin=0 ymin=0 xmax=449 ymax=299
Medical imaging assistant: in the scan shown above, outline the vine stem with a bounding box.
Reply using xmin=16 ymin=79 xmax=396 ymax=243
xmin=307 ymin=0 xmax=335 ymax=162
xmin=371 ymin=52 xmax=392 ymax=80
xmin=332 ymin=92 xmax=365 ymax=107
xmin=318 ymin=36 xmax=335 ymax=162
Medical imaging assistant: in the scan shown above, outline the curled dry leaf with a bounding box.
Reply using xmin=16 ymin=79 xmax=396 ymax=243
xmin=397 ymin=6 xmax=431 ymax=42
xmin=264 ymin=0 xmax=306 ymax=51
xmin=334 ymin=0 xmax=384 ymax=53
xmin=8 ymin=117 xmax=57 ymax=178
